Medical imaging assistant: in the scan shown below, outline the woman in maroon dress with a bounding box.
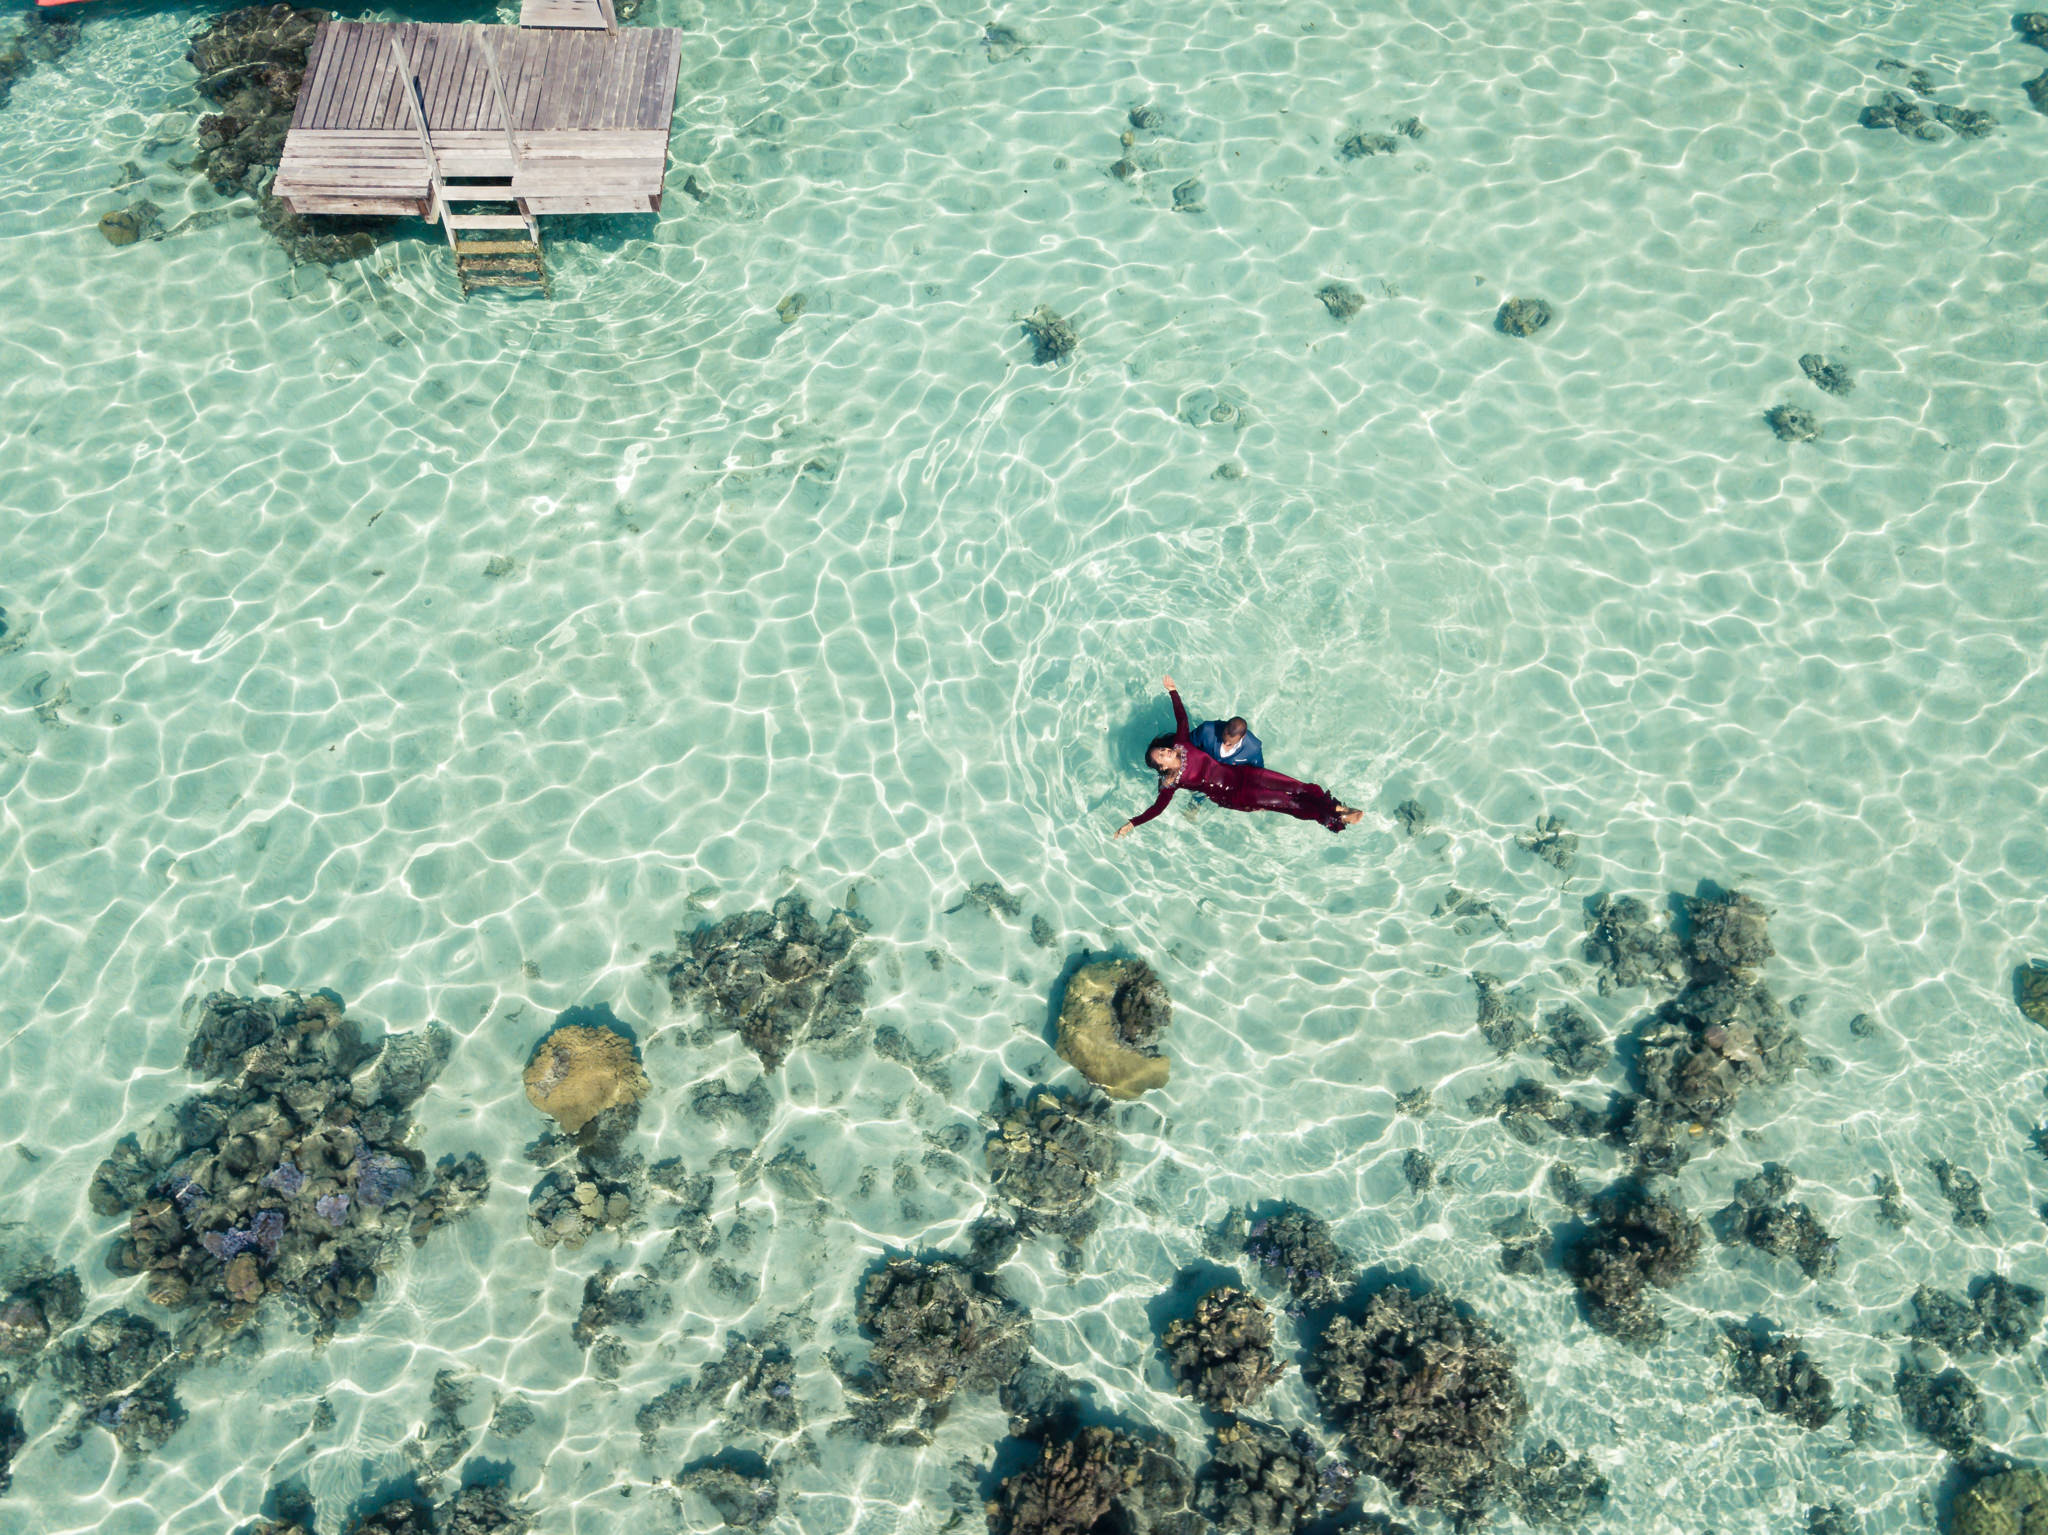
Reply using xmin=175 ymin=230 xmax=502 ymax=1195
xmin=1114 ymin=675 xmax=1363 ymax=837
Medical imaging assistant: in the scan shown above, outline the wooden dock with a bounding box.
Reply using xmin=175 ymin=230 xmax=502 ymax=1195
xmin=273 ymin=18 xmax=683 ymax=294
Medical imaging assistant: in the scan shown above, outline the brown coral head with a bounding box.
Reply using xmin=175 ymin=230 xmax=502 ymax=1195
xmin=523 ymin=1023 xmax=651 ymax=1136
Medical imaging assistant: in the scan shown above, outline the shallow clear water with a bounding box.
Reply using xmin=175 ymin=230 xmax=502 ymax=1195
xmin=2 ymin=0 xmax=2046 ymax=1529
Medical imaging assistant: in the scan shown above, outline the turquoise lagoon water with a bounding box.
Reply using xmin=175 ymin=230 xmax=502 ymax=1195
xmin=1 ymin=0 xmax=2046 ymax=1529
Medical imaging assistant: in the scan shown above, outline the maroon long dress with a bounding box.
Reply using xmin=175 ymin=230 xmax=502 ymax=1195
xmin=1128 ymin=691 xmax=1350 ymax=833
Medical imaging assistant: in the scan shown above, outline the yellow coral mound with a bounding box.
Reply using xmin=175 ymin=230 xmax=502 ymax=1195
xmin=1056 ymin=960 xmax=1170 ymax=1100
xmin=523 ymin=1025 xmax=650 ymax=1136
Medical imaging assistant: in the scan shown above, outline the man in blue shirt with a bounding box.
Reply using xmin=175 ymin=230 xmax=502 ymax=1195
xmin=1189 ymin=714 xmax=1263 ymax=769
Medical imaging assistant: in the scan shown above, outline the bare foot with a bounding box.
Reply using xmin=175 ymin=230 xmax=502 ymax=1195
xmin=1338 ymin=805 xmax=1364 ymax=827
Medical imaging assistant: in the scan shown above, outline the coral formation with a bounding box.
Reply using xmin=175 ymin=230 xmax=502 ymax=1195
xmin=1765 ymin=404 xmax=1821 ymax=442
xmin=187 ymin=6 xmax=391 ymax=264
xmin=1609 ymin=890 xmax=1805 ymax=1176
xmin=1951 ymin=1467 xmax=2048 ymax=1535
xmin=1316 ymin=282 xmax=1364 ymax=322
xmin=1486 ymin=1078 xmax=1602 ymax=1143
xmin=658 ymin=895 xmax=871 ymax=1072
xmin=1502 ymin=1441 xmax=1608 ymax=1526
xmin=1719 ymin=1318 xmax=1837 ymax=1429
xmin=1401 ymin=1149 xmax=1435 ymax=1193
xmin=1539 ymin=1005 xmax=1608 ymax=1078
xmin=1338 ymin=131 xmax=1398 ymax=159
xmin=2015 ymin=962 xmax=2048 ymax=1030
xmin=444 ymin=1484 xmax=533 ymax=1535
xmin=1932 ymin=1158 xmax=1992 ymax=1228
xmin=0 ymin=13 xmax=79 ymax=113
xmin=1198 ymin=1420 xmax=1323 ymax=1535
xmin=1495 ymin=299 xmax=1552 ymax=337
xmin=988 ymin=1419 xmax=1199 ymax=1535
xmin=1581 ymin=894 xmax=1687 ymax=993
xmin=1309 ymin=1286 xmax=1527 ymax=1522
xmin=1515 ymin=814 xmax=1578 ymax=871
xmin=1714 ymin=1164 xmax=1838 ymax=1279
xmin=948 ymin=882 xmax=1024 ymax=918
xmin=677 ymin=1458 xmax=780 ymax=1527
xmin=1809 ymin=1503 xmax=1858 ymax=1535
xmin=99 ymin=203 xmax=163 ymax=247
xmin=1472 ymin=973 xmax=1533 ymax=1056
xmin=1562 ymin=1181 xmax=1703 ymax=1344
xmin=528 ymin=1167 xmax=634 ymax=1249
xmin=1022 ymin=307 xmax=1078 ymax=365
xmin=1909 ymin=1276 xmax=2044 ymax=1356
xmin=984 ymin=1084 xmax=1120 ymax=1248
xmin=1056 ymin=958 xmax=1172 ymax=1099
xmin=1393 ymin=799 xmax=1431 ymax=836
xmin=1164 ymin=1287 xmax=1283 ymax=1413
xmin=855 ymin=1258 xmax=1030 ymax=1421
xmin=522 ymin=1024 xmax=649 ymax=1139
xmin=1436 ymin=887 xmax=1511 ymax=935
xmin=1896 ymin=1357 xmax=1983 ymax=1455
xmin=1859 ymin=92 xmax=1998 ymax=140
xmin=1243 ymin=1203 xmax=1356 ymax=1309
xmin=1800 ymin=354 xmax=1854 ymax=395
xmin=345 ymin=1495 xmax=436 ymax=1535
xmin=51 ymin=1308 xmax=187 ymax=1456
xmin=91 ymin=990 xmax=487 ymax=1339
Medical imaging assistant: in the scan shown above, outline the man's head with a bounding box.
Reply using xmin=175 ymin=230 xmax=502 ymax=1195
xmin=1222 ymin=717 xmax=1249 ymax=746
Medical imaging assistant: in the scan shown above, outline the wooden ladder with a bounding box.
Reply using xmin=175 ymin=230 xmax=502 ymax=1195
xmin=391 ymin=30 xmax=550 ymax=298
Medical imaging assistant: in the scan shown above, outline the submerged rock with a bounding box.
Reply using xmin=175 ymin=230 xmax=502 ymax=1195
xmin=1021 ymin=306 xmax=1078 ymax=365
xmin=1582 ymin=894 xmax=1687 ymax=994
xmin=1896 ymin=1357 xmax=1983 ymax=1455
xmin=2015 ymin=961 xmax=2048 ymax=1030
xmin=1495 ymin=298 xmax=1552 ymax=338
xmin=1910 ymin=1276 xmax=2045 ymax=1356
xmin=1515 ymin=814 xmax=1578 ymax=871
xmin=1932 ymin=1158 xmax=1992 ymax=1228
xmin=1472 ymin=972 xmax=1533 ymax=1056
xmin=444 ymin=1483 xmax=533 ymax=1535
xmin=523 ymin=1024 xmax=649 ymax=1139
xmin=1198 ymin=1420 xmax=1322 ymax=1535
xmin=1491 ymin=1078 xmax=1603 ymax=1144
xmin=985 ymin=1084 xmax=1120 ymax=1247
xmin=658 ymin=894 xmax=871 ymax=1072
xmin=1316 ymin=281 xmax=1364 ymax=322
xmin=1766 ymin=403 xmax=1821 ymax=442
xmin=1951 ymin=1466 xmax=2048 ymax=1535
xmin=1539 ymin=1004 xmax=1609 ymax=1079
xmin=1164 ymin=1287 xmax=1282 ymax=1413
xmin=1715 ymin=1164 xmax=1838 ymax=1279
xmin=187 ymin=5 xmax=391 ymax=265
xmin=677 ymin=1458 xmax=779 ymax=1528
xmin=0 ymin=13 xmax=80 ymax=114
xmin=1338 ymin=131 xmax=1398 ymax=159
xmin=1502 ymin=1440 xmax=1609 ymax=1526
xmin=98 ymin=203 xmax=162 ymax=247
xmin=527 ymin=1166 xmax=634 ymax=1249
xmin=1799 ymin=354 xmax=1854 ymax=394
xmin=947 ymin=882 xmax=1024 ymax=918
xmin=1610 ymin=890 xmax=1806 ymax=1176
xmin=1056 ymin=958 xmax=1172 ymax=1099
xmin=1243 ymin=1202 xmax=1356 ymax=1310
xmin=1563 ymin=1181 xmax=1703 ymax=1344
xmin=1309 ymin=1286 xmax=1527 ymax=1523
xmin=52 ymin=1308 xmax=186 ymax=1457
xmin=1719 ymin=1318 xmax=1837 ymax=1429
xmin=856 ymin=1258 xmax=1030 ymax=1414
xmin=988 ymin=1420 xmax=1197 ymax=1535
xmin=92 ymin=990 xmax=486 ymax=1340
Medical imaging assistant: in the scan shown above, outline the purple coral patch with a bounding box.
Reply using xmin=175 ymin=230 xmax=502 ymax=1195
xmin=264 ymin=1161 xmax=304 ymax=1195
xmin=354 ymin=1153 xmax=412 ymax=1209
xmin=251 ymin=1209 xmax=285 ymax=1255
xmin=315 ymin=1193 xmax=351 ymax=1226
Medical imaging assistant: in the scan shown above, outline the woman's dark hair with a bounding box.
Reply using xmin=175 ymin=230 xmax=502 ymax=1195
xmin=1145 ymin=733 xmax=1178 ymax=767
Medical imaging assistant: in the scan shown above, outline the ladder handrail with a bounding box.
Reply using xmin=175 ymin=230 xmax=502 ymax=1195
xmin=468 ymin=25 xmax=538 ymax=242
xmin=595 ymin=0 xmax=617 ymax=35
xmin=388 ymin=32 xmax=451 ymax=245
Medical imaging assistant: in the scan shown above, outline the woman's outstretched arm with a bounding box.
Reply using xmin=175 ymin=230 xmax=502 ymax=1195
xmin=1166 ymin=675 xmax=1190 ymax=746
xmin=1121 ymin=780 xmax=1177 ymax=833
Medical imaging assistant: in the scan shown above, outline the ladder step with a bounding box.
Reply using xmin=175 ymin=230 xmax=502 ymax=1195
xmin=460 ymin=257 xmax=545 ymax=273
xmin=453 ymin=239 xmax=537 ymax=255
xmin=445 ymin=214 xmax=530 ymax=230
xmin=441 ymin=184 xmax=517 ymax=199
xmin=463 ymin=274 xmax=549 ymax=288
